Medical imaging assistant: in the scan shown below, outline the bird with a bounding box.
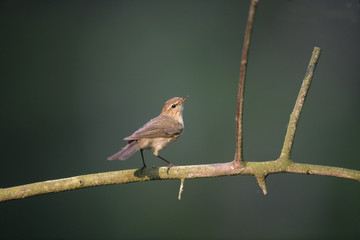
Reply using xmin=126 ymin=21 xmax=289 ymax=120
xmin=107 ymin=96 xmax=188 ymax=173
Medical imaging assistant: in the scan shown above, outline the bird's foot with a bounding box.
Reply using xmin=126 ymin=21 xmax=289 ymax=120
xmin=140 ymin=164 xmax=147 ymax=174
xmin=166 ymin=163 xmax=174 ymax=174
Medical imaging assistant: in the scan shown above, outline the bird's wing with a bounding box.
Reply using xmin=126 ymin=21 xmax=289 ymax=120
xmin=124 ymin=116 xmax=183 ymax=140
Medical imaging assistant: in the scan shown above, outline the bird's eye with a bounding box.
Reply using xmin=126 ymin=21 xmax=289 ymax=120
xmin=171 ymin=104 xmax=176 ymax=108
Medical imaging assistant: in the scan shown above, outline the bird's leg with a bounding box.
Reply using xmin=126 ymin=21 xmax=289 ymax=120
xmin=155 ymin=154 xmax=174 ymax=174
xmin=140 ymin=149 xmax=147 ymax=172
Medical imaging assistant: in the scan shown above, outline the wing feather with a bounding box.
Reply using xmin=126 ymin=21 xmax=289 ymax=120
xmin=124 ymin=115 xmax=183 ymax=140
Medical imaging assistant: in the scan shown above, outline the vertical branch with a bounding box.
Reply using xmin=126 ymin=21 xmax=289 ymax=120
xmin=234 ymin=0 xmax=259 ymax=167
xmin=279 ymin=47 xmax=322 ymax=160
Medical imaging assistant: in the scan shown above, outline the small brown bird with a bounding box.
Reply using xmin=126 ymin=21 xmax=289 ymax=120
xmin=107 ymin=96 xmax=188 ymax=173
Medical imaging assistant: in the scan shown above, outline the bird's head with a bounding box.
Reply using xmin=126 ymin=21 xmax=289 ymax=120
xmin=160 ymin=96 xmax=188 ymax=121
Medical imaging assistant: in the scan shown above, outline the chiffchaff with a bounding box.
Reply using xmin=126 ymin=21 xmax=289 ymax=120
xmin=108 ymin=96 xmax=188 ymax=173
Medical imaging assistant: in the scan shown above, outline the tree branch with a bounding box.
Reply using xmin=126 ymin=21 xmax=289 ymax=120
xmin=234 ymin=0 xmax=259 ymax=167
xmin=279 ymin=47 xmax=322 ymax=161
xmin=1 ymin=161 xmax=359 ymax=202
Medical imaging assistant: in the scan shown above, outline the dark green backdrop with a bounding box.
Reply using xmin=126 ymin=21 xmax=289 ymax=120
xmin=1 ymin=0 xmax=359 ymax=239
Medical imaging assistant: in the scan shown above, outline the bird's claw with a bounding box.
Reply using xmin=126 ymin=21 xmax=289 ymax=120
xmin=166 ymin=164 xmax=174 ymax=174
xmin=140 ymin=165 xmax=147 ymax=174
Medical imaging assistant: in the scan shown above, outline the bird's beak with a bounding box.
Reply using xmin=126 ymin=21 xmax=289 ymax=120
xmin=180 ymin=96 xmax=188 ymax=104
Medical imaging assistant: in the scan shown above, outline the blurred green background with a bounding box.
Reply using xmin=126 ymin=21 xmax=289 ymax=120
xmin=1 ymin=0 xmax=359 ymax=239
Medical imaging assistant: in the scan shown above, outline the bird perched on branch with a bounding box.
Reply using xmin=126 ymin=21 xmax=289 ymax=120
xmin=108 ymin=96 xmax=188 ymax=173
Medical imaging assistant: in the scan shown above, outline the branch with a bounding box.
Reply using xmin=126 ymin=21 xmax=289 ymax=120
xmin=280 ymin=47 xmax=322 ymax=160
xmin=234 ymin=0 xmax=259 ymax=167
xmin=1 ymin=161 xmax=359 ymax=202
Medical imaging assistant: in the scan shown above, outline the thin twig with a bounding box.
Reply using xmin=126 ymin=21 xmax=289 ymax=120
xmin=279 ymin=47 xmax=322 ymax=160
xmin=234 ymin=0 xmax=259 ymax=167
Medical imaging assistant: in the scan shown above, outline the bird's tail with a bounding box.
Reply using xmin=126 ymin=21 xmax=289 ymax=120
xmin=107 ymin=140 xmax=139 ymax=161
